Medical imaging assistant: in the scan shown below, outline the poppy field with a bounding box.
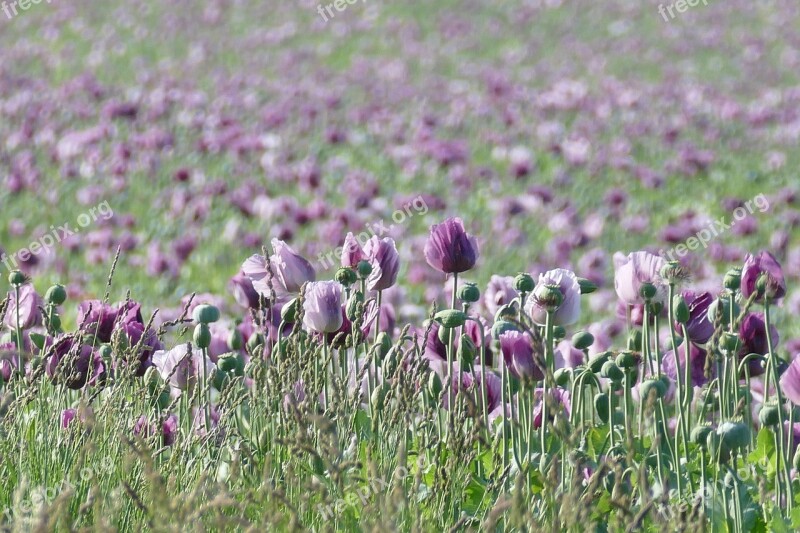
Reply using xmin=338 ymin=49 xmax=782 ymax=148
xmin=1 ymin=0 xmax=800 ymax=531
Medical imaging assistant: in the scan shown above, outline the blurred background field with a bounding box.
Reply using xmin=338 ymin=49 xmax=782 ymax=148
xmin=0 ymin=0 xmax=798 ymax=333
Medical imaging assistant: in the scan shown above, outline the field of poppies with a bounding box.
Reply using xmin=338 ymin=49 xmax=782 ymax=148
xmin=1 ymin=0 xmax=799 ymax=531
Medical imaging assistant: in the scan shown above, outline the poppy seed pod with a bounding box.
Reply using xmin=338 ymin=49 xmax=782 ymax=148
xmin=217 ymin=352 xmax=245 ymax=376
xmin=720 ymin=332 xmax=740 ymax=353
xmin=601 ymin=360 xmax=624 ymax=382
xmin=724 ymin=267 xmax=742 ymax=291
xmin=8 ymin=270 xmax=26 ymax=286
xmin=690 ymin=425 xmax=713 ymax=447
xmin=615 ymin=351 xmax=638 ymax=369
xmin=193 ymin=324 xmax=212 ymax=349
xmin=458 ymin=283 xmax=481 ymax=303
xmin=639 ymin=282 xmax=657 ymax=300
xmin=532 ymin=284 xmax=563 ymax=312
xmin=356 ymin=260 xmax=373 ymax=279
xmin=491 ymin=319 xmax=516 ymax=340
xmin=758 ymin=404 xmax=782 ymax=427
xmin=672 ymin=295 xmax=689 ymax=324
xmin=513 ymin=273 xmax=535 ymax=293
xmin=554 ymin=368 xmax=571 ymax=387
xmin=335 ymin=267 xmax=357 ymax=287
xmin=227 ymin=329 xmax=244 ymax=351
xmin=552 ymin=326 xmax=566 ymax=340
xmin=639 ymin=379 xmax=666 ymax=401
xmin=594 ymin=392 xmax=610 ymax=422
xmin=572 ymin=331 xmax=594 ymax=350
xmin=434 ymin=309 xmax=467 ymax=329
xmin=247 ymin=332 xmax=264 ymax=353
xmin=192 ymin=304 xmax=220 ymax=324
xmin=458 ymin=334 xmax=477 ymax=367
xmin=717 ymin=421 xmax=750 ymax=450
xmin=577 ymin=277 xmax=597 ymax=295
xmin=45 ymin=284 xmax=67 ymax=306
xmin=588 ymin=351 xmax=611 ymax=373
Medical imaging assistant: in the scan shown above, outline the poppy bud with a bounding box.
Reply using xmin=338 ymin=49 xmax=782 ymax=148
xmin=371 ymin=382 xmax=390 ymax=413
xmin=552 ymin=326 xmax=566 ymax=340
xmin=335 ymin=267 xmax=357 ymax=287
xmin=458 ymin=334 xmax=476 ymax=367
xmin=281 ymin=298 xmax=299 ymax=323
xmin=434 ymin=310 xmax=467 ymax=329
xmin=639 ymin=282 xmax=657 ymax=300
xmin=374 ymin=332 xmax=392 ymax=363
xmin=647 ymin=301 xmax=663 ymax=315
xmin=690 ymin=425 xmax=713 ymax=447
xmin=491 ymin=319 xmax=516 ymax=340
xmin=723 ymin=268 xmax=741 ymax=291
xmin=627 ymin=330 xmax=642 ymax=351
xmin=588 ymin=351 xmax=611 ymax=373
xmin=532 ymin=284 xmax=563 ymax=312
xmin=193 ymin=324 xmax=211 ymax=349
xmin=577 ymin=277 xmax=597 ymax=295
xmin=346 ymin=292 xmax=364 ymax=321
xmin=428 ymin=372 xmax=443 ymax=398
xmin=192 ymin=304 xmax=220 ymax=324
xmin=672 ymin=295 xmax=689 ymax=324
xmin=228 ymin=330 xmax=244 ymax=351
xmin=45 ymin=284 xmax=67 ymax=305
xmin=554 ymin=368 xmax=571 ymax=387
xmin=720 ymin=332 xmax=740 ymax=353
xmin=572 ymin=331 xmax=594 ymax=350
xmin=218 ymin=351 xmax=245 ymax=376
xmin=514 ymin=273 xmax=535 ymax=293
xmin=594 ymin=392 xmax=610 ymax=422
xmin=601 ymin=360 xmax=624 ymax=382
xmin=8 ymin=270 xmax=26 ymax=286
xmin=247 ymin=332 xmax=264 ymax=354
xmin=615 ymin=351 xmax=638 ymax=369
xmin=758 ymin=404 xmax=782 ymax=427
xmin=494 ymin=303 xmax=517 ymax=322
xmin=356 ymin=260 xmax=373 ymax=279
xmin=458 ymin=283 xmax=481 ymax=303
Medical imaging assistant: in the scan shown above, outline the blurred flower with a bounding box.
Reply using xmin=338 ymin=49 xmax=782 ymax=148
xmin=499 ymin=330 xmax=543 ymax=381
xmin=229 ymin=271 xmax=261 ymax=309
xmin=662 ymin=342 xmax=711 ymax=387
xmin=242 ymin=239 xmax=316 ymax=297
xmin=302 ymin=281 xmax=344 ymax=333
xmin=780 ymin=356 xmax=800 ymax=406
xmin=484 ymin=275 xmax=518 ymax=317
xmin=363 ymin=236 xmax=400 ymax=291
xmin=675 ymin=290 xmax=714 ymax=344
xmin=46 ymin=337 xmax=104 ymax=390
xmin=152 ymin=344 xmax=214 ymax=393
xmin=613 ymin=251 xmax=666 ymax=305
xmin=424 ymin=217 xmax=479 ymax=274
xmin=738 ymin=313 xmax=780 ymax=376
xmin=741 ymin=251 xmax=786 ymax=301
xmin=4 ymin=284 xmax=43 ymax=330
xmin=340 ymin=232 xmax=366 ymax=268
xmin=525 ymin=268 xmax=581 ymax=326
xmin=533 ymin=387 xmax=571 ymax=429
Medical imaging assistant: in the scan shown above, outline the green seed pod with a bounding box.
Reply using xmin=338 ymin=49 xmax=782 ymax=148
xmin=514 ymin=273 xmax=535 ymax=293
xmin=615 ymin=351 xmax=638 ymax=369
xmin=374 ymin=332 xmax=392 ymax=363
xmin=627 ymin=330 xmax=642 ymax=352
xmin=723 ymin=268 xmax=742 ymax=291
xmin=690 ymin=425 xmax=713 ymax=448
xmin=218 ymin=352 xmax=244 ymax=376
xmin=193 ymin=323 xmax=212 ymax=349
xmin=428 ymin=372 xmax=443 ymax=398
xmin=281 ymin=297 xmax=299 ymax=323
xmin=647 ymin=300 xmax=663 ymax=315
xmin=601 ymin=360 xmax=624 ymax=382
xmin=192 ymin=304 xmax=220 ymax=324
xmin=552 ymin=326 xmax=567 ymax=340
xmin=45 ymin=284 xmax=67 ymax=305
xmin=227 ymin=329 xmax=244 ymax=351
xmin=720 ymin=332 xmax=740 ymax=353
xmin=758 ymin=404 xmax=782 ymax=427
xmin=99 ymin=344 xmax=113 ymax=363
xmin=437 ymin=321 xmax=450 ymax=345
xmin=577 ymin=277 xmax=598 ymax=295
xmin=572 ymin=331 xmax=594 ymax=350
xmin=211 ymin=368 xmax=230 ymax=391
xmin=8 ymin=270 xmax=26 ymax=286
xmin=335 ymin=267 xmax=357 ymax=287
xmin=247 ymin=332 xmax=264 ymax=354
xmin=717 ymin=421 xmax=750 ymax=450
xmin=371 ymin=382 xmax=390 ymax=413
xmin=457 ymin=334 xmax=476 ymax=367
xmin=346 ymin=292 xmax=364 ymax=321
xmin=588 ymin=351 xmax=611 ymax=373
xmin=673 ymin=295 xmax=689 ymax=324
xmin=458 ymin=283 xmax=481 ymax=303
xmin=639 ymin=379 xmax=666 ymax=401
xmin=532 ymin=284 xmax=563 ymax=311
xmin=706 ymin=298 xmax=739 ymax=327
xmin=639 ymin=282 xmax=657 ymax=300
xmin=706 ymin=431 xmax=730 ymax=464
xmin=554 ymin=368 xmax=571 ymax=387
xmin=434 ymin=309 xmax=467 ymax=329
xmin=594 ymin=392 xmax=610 ymax=422
xmin=491 ymin=319 xmax=517 ymax=340
xmin=356 ymin=260 xmax=373 ymax=279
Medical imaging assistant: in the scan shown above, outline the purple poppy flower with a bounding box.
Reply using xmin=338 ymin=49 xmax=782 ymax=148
xmin=302 ymin=281 xmax=344 ymax=333
xmin=363 ymin=236 xmax=400 ymax=292
xmin=152 ymin=344 xmax=214 ymax=393
xmin=77 ymin=300 xmax=118 ymax=343
xmin=229 ymin=272 xmax=261 ymax=309
xmin=340 ymin=232 xmax=366 ymax=268
xmin=61 ymin=408 xmax=77 ymax=429
xmin=46 ymin=337 xmax=105 ymax=390
xmin=533 ymin=387 xmax=571 ymax=429
xmin=738 ymin=313 xmax=780 ymax=376
xmin=162 ymin=414 xmax=179 ymax=446
xmin=499 ymin=330 xmax=543 ymax=381
xmin=781 ymin=357 xmax=800 ymax=406
xmin=0 ymin=359 xmax=12 ymax=382
xmin=613 ymin=251 xmax=666 ymax=305
xmin=484 ymin=275 xmax=519 ymax=317
xmin=662 ymin=342 xmax=711 ymax=387
xmin=4 ymin=284 xmax=43 ymax=330
xmin=555 ymin=340 xmax=585 ymax=368
xmin=525 ymin=268 xmax=582 ymax=326
xmin=424 ymin=322 xmax=448 ymax=362
xmin=742 ymin=251 xmax=786 ymax=301
xmin=242 ymin=239 xmax=316 ymax=297
xmin=675 ymin=291 xmax=714 ymax=344
xmin=423 ymin=217 xmax=479 ymax=274
xmin=113 ymin=321 xmax=163 ymax=376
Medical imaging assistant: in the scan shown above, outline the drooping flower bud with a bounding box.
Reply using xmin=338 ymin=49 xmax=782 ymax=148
xmin=45 ymin=284 xmax=67 ymax=306
xmin=434 ymin=309 xmax=467 ymax=329
xmin=571 ymin=331 xmax=594 ymax=350
xmin=193 ymin=323 xmax=212 ymax=349
xmin=672 ymin=295 xmax=689 ymax=324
